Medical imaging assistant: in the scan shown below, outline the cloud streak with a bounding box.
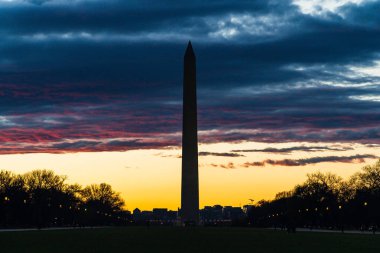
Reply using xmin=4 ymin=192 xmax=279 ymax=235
xmin=241 ymin=154 xmax=378 ymax=167
xmin=199 ymin=152 xmax=244 ymax=157
xmin=232 ymin=145 xmax=354 ymax=154
xmin=208 ymin=154 xmax=377 ymax=169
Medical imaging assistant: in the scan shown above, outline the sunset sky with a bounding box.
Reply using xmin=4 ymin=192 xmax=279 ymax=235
xmin=1 ymin=0 xmax=380 ymax=210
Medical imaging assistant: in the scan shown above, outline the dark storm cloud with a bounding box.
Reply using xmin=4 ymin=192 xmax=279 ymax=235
xmin=1 ymin=0 xmax=380 ymax=154
xmin=26 ymin=0 xmax=51 ymax=5
xmin=340 ymin=1 xmax=380 ymax=25
xmin=0 ymin=0 xmax=293 ymax=37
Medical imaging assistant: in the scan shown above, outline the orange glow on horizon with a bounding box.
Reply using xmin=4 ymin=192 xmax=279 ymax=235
xmin=0 ymin=141 xmax=378 ymax=211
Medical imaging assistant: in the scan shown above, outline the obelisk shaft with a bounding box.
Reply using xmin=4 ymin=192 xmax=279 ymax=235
xmin=181 ymin=41 xmax=199 ymax=224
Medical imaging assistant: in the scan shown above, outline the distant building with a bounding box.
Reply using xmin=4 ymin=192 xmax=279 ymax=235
xmin=153 ymin=208 xmax=168 ymax=220
xmin=200 ymin=205 xmax=223 ymax=222
xmin=133 ymin=208 xmax=141 ymax=216
xmin=200 ymin=205 xmax=246 ymax=225
xmin=140 ymin=211 xmax=153 ymax=221
xmin=132 ymin=208 xmax=177 ymax=225
xmin=223 ymin=206 xmax=245 ymax=221
xmin=132 ymin=208 xmax=153 ymax=223
xmin=243 ymin=205 xmax=254 ymax=214
xmin=132 ymin=205 xmax=248 ymax=226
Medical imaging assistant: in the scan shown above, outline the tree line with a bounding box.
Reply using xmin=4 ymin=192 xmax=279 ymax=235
xmin=2 ymin=160 xmax=380 ymax=230
xmin=0 ymin=169 xmax=130 ymax=228
xmin=247 ymin=159 xmax=380 ymax=232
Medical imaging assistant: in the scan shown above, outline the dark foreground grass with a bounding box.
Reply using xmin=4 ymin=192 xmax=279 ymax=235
xmin=0 ymin=227 xmax=379 ymax=253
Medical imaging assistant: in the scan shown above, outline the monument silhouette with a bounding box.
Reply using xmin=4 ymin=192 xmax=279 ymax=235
xmin=181 ymin=41 xmax=199 ymax=225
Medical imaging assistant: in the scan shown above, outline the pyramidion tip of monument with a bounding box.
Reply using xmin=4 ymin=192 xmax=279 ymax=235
xmin=185 ymin=40 xmax=195 ymax=56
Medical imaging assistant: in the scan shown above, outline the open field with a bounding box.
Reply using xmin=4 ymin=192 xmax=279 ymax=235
xmin=0 ymin=227 xmax=379 ymax=253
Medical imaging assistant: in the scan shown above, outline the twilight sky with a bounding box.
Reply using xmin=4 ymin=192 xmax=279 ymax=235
xmin=1 ymin=0 xmax=380 ymax=210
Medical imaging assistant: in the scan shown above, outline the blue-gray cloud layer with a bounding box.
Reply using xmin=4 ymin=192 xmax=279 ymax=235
xmin=1 ymin=0 xmax=380 ymax=153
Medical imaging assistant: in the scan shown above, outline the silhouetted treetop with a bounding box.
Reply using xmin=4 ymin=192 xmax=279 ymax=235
xmin=23 ymin=169 xmax=67 ymax=191
xmin=0 ymin=169 xmax=128 ymax=228
xmin=82 ymin=183 xmax=124 ymax=211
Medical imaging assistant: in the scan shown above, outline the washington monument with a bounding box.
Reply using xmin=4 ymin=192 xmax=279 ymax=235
xmin=181 ymin=41 xmax=199 ymax=224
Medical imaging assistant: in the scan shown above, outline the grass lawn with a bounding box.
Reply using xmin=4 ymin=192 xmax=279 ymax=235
xmin=0 ymin=227 xmax=379 ymax=253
